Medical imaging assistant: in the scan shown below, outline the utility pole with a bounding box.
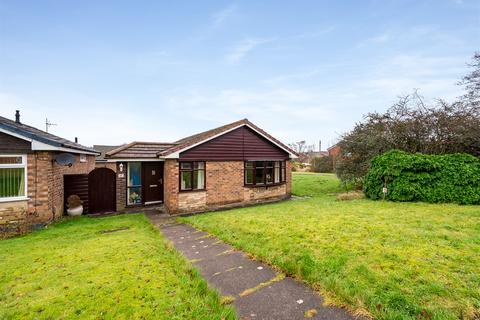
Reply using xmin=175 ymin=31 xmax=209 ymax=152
xmin=45 ymin=118 xmax=57 ymax=132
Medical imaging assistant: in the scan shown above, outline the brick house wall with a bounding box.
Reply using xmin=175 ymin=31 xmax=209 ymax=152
xmin=1 ymin=152 xmax=95 ymax=238
xmin=164 ymin=159 xmax=179 ymax=213
xmin=164 ymin=160 xmax=292 ymax=214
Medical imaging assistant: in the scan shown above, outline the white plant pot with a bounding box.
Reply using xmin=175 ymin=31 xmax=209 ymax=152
xmin=67 ymin=206 xmax=83 ymax=216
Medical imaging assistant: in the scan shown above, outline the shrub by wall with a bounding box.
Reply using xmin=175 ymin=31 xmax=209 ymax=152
xmin=311 ymin=156 xmax=334 ymax=173
xmin=364 ymin=150 xmax=480 ymax=204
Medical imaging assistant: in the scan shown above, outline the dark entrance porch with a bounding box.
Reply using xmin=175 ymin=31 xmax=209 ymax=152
xmin=126 ymin=161 xmax=164 ymax=207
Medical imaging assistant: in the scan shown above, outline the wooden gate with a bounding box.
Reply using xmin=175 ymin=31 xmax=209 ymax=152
xmin=88 ymin=168 xmax=116 ymax=214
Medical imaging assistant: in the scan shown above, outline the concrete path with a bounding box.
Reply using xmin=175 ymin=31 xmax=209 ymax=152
xmin=146 ymin=213 xmax=361 ymax=320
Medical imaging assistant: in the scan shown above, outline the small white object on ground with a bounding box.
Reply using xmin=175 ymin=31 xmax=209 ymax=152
xmin=257 ymin=266 xmax=263 ymax=270
xmin=296 ymin=299 xmax=304 ymax=304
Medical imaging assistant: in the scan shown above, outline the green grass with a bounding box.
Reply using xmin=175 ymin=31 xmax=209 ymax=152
xmin=0 ymin=214 xmax=235 ymax=319
xmin=181 ymin=173 xmax=480 ymax=319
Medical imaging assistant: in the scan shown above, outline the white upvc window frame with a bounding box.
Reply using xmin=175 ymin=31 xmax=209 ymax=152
xmin=0 ymin=154 xmax=28 ymax=202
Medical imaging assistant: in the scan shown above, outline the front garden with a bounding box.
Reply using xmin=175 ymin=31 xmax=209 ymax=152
xmin=182 ymin=173 xmax=480 ymax=319
xmin=0 ymin=214 xmax=235 ymax=319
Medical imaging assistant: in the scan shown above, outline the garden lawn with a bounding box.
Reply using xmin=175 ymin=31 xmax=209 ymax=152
xmin=181 ymin=173 xmax=480 ymax=320
xmin=0 ymin=214 xmax=235 ymax=320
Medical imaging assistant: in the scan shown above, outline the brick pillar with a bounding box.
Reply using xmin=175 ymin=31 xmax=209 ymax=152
xmin=286 ymin=160 xmax=292 ymax=196
xmin=27 ymin=152 xmax=53 ymax=224
xmin=116 ymin=162 xmax=126 ymax=211
xmin=164 ymin=159 xmax=179 ymax=214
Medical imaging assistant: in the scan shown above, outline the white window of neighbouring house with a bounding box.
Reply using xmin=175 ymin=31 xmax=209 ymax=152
xmin=127 ymin=162 xmax=142 ymax=205
xmin=0 ymin=155 xmax=27 ymax=201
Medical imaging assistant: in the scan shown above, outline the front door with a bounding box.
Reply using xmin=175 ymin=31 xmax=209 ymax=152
xmin=143 ymin=162 xmax=163 ymax=204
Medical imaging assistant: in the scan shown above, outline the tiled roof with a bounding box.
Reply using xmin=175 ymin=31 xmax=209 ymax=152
xmin=159 ymin=119 xmax=298 ymax=157
xmin=105 ymin=141 xmax=177 ymax=159
xmin=0 ymin=115 xmax=99 ymax=154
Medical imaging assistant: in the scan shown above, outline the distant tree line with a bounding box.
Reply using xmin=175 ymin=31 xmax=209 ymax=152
xmin=336 ymin=52 xmax=480 ymax=187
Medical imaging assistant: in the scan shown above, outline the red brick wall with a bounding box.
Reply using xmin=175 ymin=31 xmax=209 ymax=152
xmin=50 ymin=153 xmax=96 ymax=218
xmin=206 ymin=161 xmax=244 ymax=205
xmin=164 ymin=159 xmax=179 ymax=213
xmin=167 ymin=160 xmax=293 ymax=214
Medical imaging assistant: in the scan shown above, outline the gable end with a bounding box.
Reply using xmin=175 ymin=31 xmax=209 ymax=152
xmin=179 ymin=126 xmax=289 ymax=161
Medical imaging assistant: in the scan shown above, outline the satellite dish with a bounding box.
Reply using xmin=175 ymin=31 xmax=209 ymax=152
xmin=55 ymin=153 xmax=76 ymax=167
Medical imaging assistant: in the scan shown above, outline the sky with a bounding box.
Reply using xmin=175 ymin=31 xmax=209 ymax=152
xmin=0 ymin=0 xmax=478 ymax=149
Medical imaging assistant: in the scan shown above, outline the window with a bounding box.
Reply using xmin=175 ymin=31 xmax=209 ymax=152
xmin=127 ymin=162 xmax=142 ymax=205
xmin=180 ymin=161 xmax=205 ymax=191
xmin=245 ymin=160 xmax=286 ymax=186
xmin=79 ymin=154 xmax=87 ymax=163
xmin=0 ymin=155 xmax=27 ymax=200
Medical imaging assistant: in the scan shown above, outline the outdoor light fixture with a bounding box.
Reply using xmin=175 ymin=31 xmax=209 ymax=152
xmin=119 ymin=163 xmax=124 ymax=172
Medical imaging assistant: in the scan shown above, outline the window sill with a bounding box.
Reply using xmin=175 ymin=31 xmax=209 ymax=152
xmin=126 ymin=203 xmax=143 ymax=208
xmin=0 ymin=197 xmax=30 ymax=203
xmin=179 ymin=189 xmax=206 ymax=193
xmin=244 ymin=182 xmax=286 ymax=188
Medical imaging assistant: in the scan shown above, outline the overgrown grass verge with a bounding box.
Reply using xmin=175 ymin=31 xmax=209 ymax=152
xmin=0 ymin=214 xmax=236 ymax=319
xmin=181 ymin=173 xmax=480 ymax=319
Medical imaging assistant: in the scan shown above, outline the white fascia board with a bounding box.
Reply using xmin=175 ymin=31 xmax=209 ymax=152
xmin=31 ymin=140 xmax=98 ymax=155
xmin=101 ymin=158 xmax=165 ymax=162
xmin=163 ymin=123 xmax=298 ymax=159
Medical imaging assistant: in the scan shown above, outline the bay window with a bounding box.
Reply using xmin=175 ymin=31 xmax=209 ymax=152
xmin=0 ymin=155 xmax=27 ymax=200
xmin=180 ymin=161 xmax=205 ymax=191
xmin=245 ymin=160 xmax=286 ymax=186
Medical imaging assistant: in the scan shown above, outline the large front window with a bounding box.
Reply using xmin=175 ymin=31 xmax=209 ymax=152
xmin=180 ymin=162 xmax=205 ymax=191
xmin=0 ymin=155 xmax=27 ymax=200
xmin=127 ymin=162 xmax=142 ymax=205
xmin=244 ymin=160 xmax=285 ymax=186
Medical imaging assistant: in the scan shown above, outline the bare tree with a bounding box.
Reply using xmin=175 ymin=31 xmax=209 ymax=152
xmin=288 ymin=141 xmax=307 ymax=154
xmin=458 ymin=52 xmax=480 ymax=107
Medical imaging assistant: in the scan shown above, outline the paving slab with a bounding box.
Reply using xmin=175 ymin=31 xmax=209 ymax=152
xmin=148 ymin=214 xmax=362 ymax=320
xmin=236 ymin=277 xmax=356 ymax=320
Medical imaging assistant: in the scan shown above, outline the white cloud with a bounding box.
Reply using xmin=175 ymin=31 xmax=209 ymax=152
xmin=225 ymin=37 xmax=275 ymax=64
xmin=262 ymin=69 xmax=322 ymax=86
xmin=369 ymin=33 xmax=390 ymax=43
xmin=161 ymin=86 xmax=344 ymax=143
xmin=293 ymin=26 xmax=335 ymax=39
xmin=211 ymin=4 xmax=237 ymax=28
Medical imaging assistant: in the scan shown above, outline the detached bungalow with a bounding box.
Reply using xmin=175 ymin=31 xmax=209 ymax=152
xmin=94 ymin=119 xmax=297 ymax=214
xmin=0 ymin=111 xmax=98 ymax=237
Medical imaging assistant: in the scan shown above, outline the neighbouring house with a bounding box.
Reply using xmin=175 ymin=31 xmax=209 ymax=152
xmin=328 ymin=144 xmax=341 ymax=167
xmin=93 ymin=119 xmax=297 ymax=214
xmin=0 ymin=111 xmax=99 ymax=238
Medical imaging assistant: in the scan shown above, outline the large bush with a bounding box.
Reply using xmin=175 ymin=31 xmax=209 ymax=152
xmin=364 ymin=150 xmax=480 ymax=204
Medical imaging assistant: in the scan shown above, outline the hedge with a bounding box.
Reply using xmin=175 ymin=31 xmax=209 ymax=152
xmin=364 ymin=150 xmax=480 ymax=205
